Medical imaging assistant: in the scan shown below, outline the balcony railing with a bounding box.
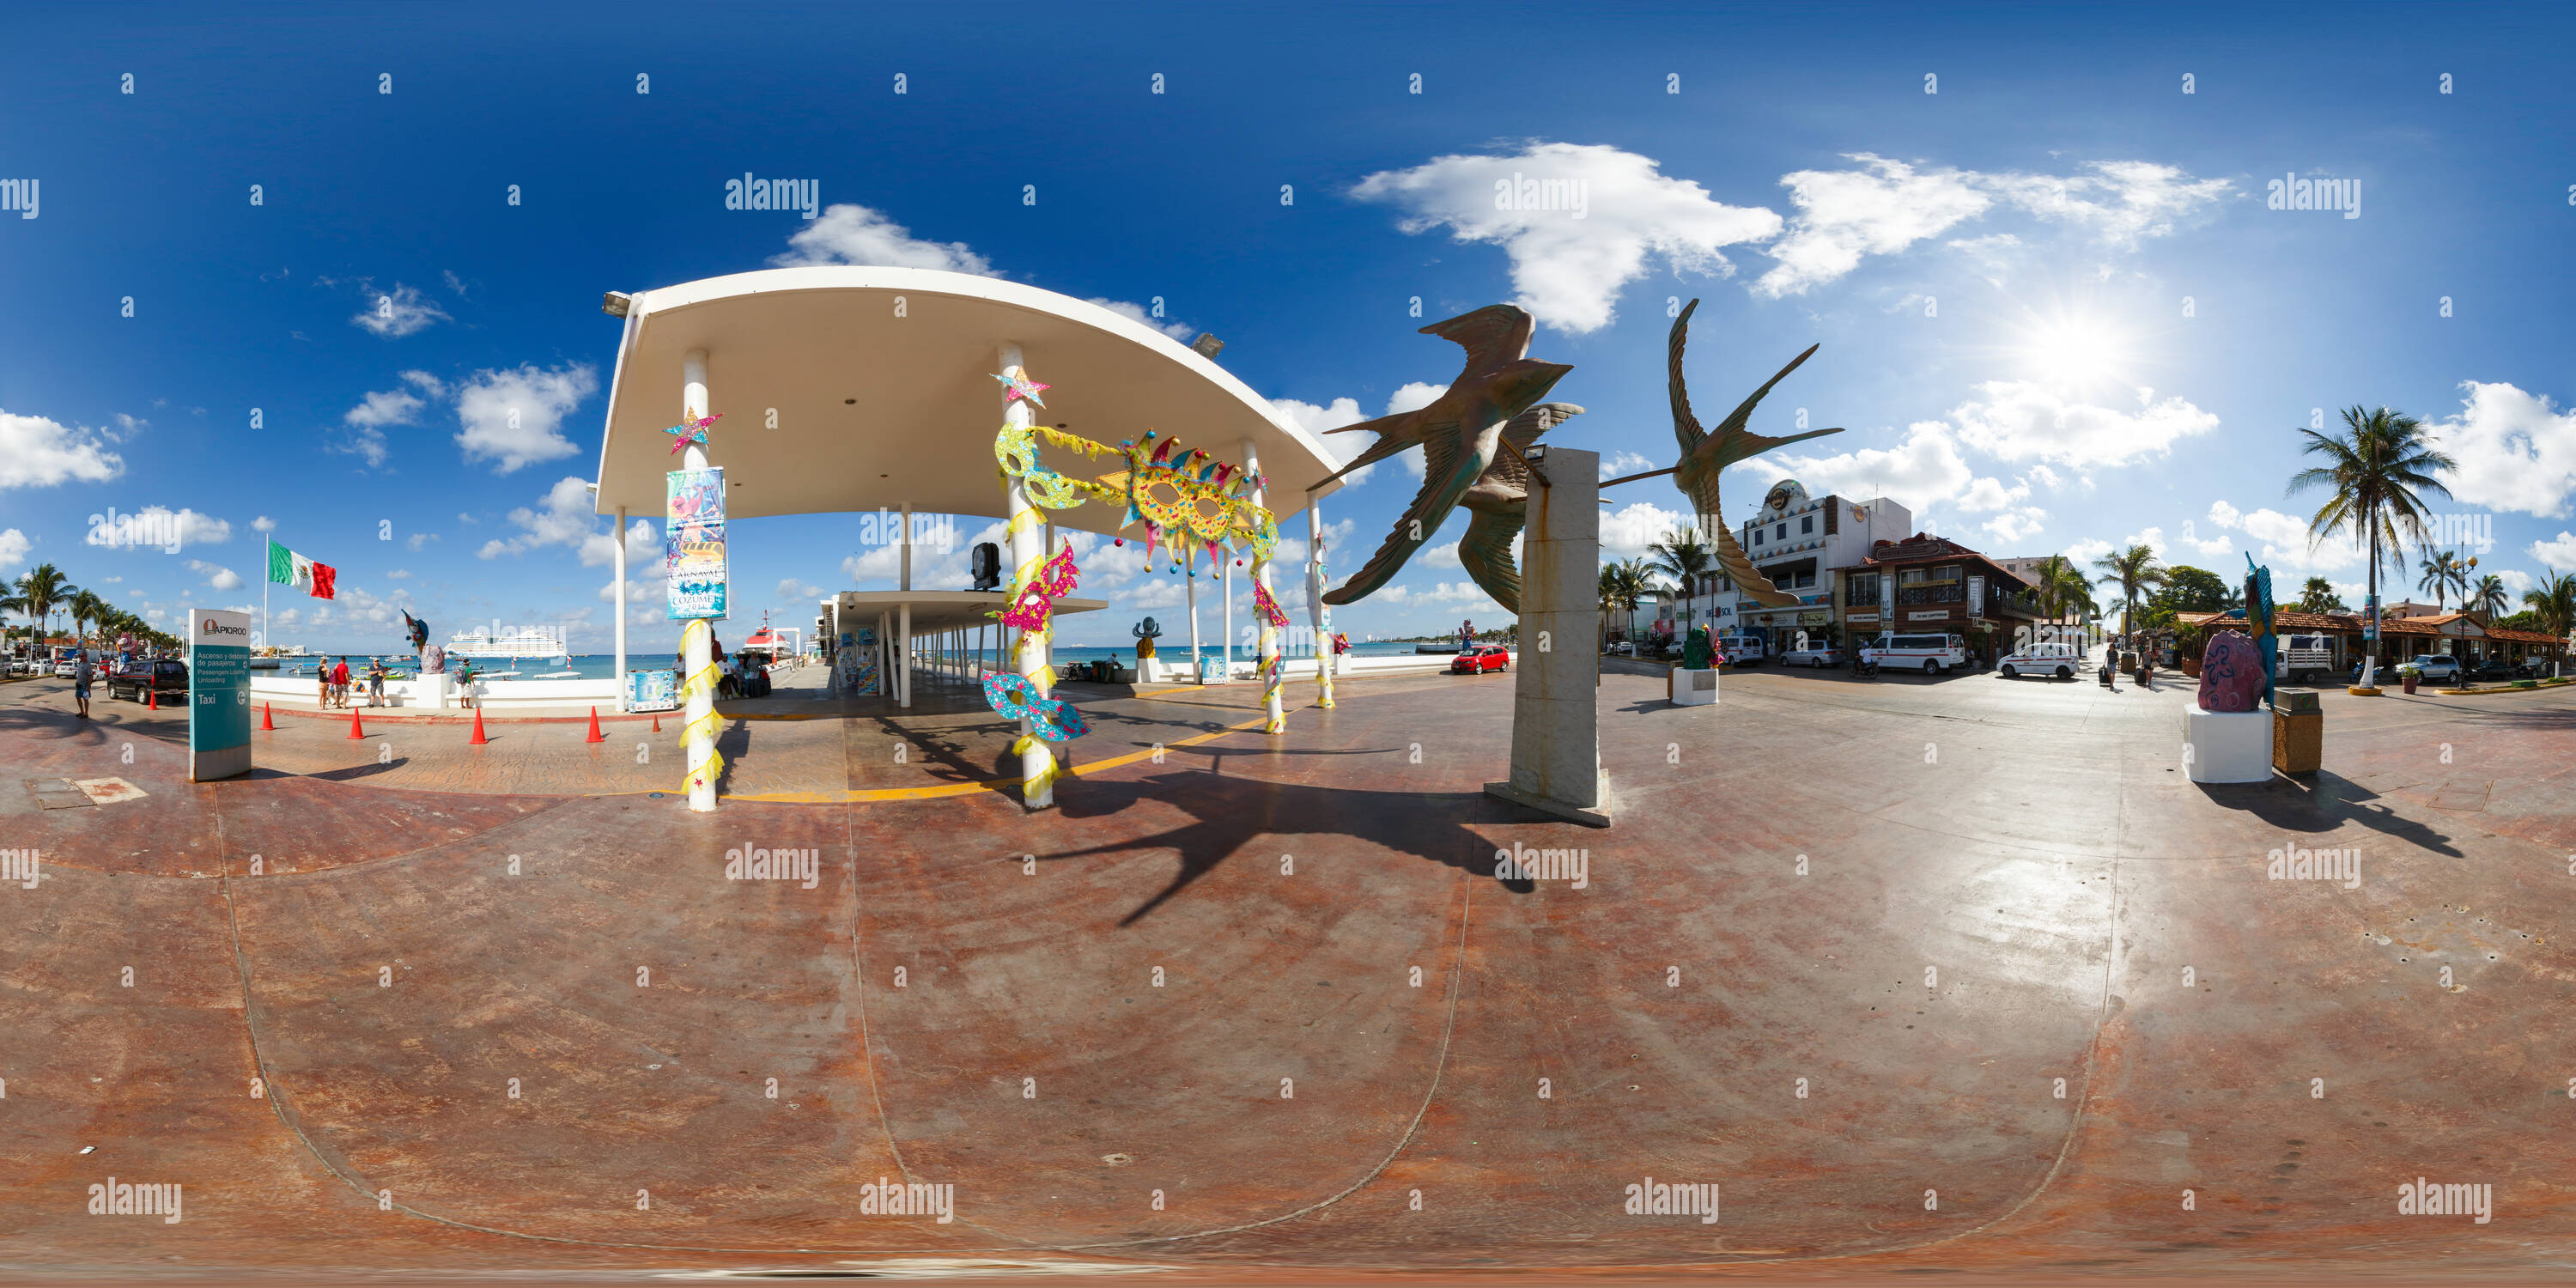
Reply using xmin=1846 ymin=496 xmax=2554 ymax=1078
xmin=1896 ymin=585 xmax=1965 ymax=606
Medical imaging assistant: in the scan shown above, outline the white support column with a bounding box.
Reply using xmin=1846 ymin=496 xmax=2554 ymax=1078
xmin=1484 ymin=447 xmax=1609 ymax=827
xmin=897 ymin=602 xmax=911 ymax=708
xmin=1307 ymin=493 xmax=1333 ymax=709
xmin=681 ymin=349 xmax=716 ymax=813
xmin=1221 ymin=550 xmax=1235 ymax=683
xmin=613 ymin=503 xmax=629 ymax=711
xmin=900 ymin=503 xmax=912 ymax=592
xmin=1187 ymin=565 xmax=1203 ymax=683
xmin=878 ymin=611 xmax=891 ymax=697
xmin=1243 ymin=436 xmax=1283 ymax=733
xmin=1000 ymin=343 xmax=1053 ymax=808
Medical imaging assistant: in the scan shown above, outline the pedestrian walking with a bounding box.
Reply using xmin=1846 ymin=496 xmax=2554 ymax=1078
xmin=318 ymin=658 xmax=333 ymax=708
xmin=368 ymin=657 xmax=388 ymax=707
xmin=71 ymin=640 xmax=94 ymax=720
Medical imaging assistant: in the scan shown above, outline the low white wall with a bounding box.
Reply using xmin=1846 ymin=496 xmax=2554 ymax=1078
xmin=1140 ymin=652 xmax=1478 ymax=683
xmin=250 ymin=673 xmax=619 ymax=711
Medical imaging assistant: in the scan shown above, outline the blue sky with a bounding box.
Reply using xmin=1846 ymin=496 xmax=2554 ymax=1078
xmin=6 ymin=2 xmax=2575 ymax=652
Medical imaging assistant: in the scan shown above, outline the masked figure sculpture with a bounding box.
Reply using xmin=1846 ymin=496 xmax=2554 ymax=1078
xmin=1316 ymin=305 xmax=1574 ymax=605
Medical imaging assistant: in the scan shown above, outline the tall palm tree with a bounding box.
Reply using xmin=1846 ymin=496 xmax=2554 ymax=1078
xmin=15 ymin=563 xmax=75 ymax=659
xmin=2468 ymin=574 xmax=2509 ymax=622
xmin=2287 ymin=405 xmax=2457 ymax=677
xmin=2090 ymin=544 xmax=2167 ymax=644
xmin=2522 ymin=569 xmax=2576 ymax=677
xmin=1645 ymin=527 xmax=1714 ymax=623
xmin=1597 ymin=562 xmax=1622 ymax=649
xmin=1613 ymin=557 xmax=1655 ymax=643
xmin=68 ymin=588 xmax=106 ymax=645
xmin=2297 ymin=576 xmax=2344 ymax=614
xmin=2416 ymin=550 xmax=2468 ymax=614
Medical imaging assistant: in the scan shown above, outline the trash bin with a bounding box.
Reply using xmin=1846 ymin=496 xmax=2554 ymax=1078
xmin=2273 ymin=688 xmax=2322 ymax=775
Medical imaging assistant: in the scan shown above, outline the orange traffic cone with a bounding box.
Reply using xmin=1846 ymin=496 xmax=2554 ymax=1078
xmin=347 ymin=708 xmax=366 ymax=739
xmin=260 ymin=702 xmax=275 ymax=731
xmin=651 ymin=712 xmax=661 ymax=732
xmin=468 ymin=708 xmax=489 ymax=745
xmin=148 ymin=688 xmax=157 ymax=710
xmin=584 ymin=706 xmax=605 ymax=743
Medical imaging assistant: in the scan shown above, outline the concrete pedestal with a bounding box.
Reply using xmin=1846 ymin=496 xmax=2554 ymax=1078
xmin=1668 ymin=667 xmax=1718 ymax=706
xmin=410 ymin=673 xmax=453 ymax=710
xmin=1483 ymin=447 xmax=1612 ymax=828
xmin=2184 ymin=708 xmax=2274 ymax=784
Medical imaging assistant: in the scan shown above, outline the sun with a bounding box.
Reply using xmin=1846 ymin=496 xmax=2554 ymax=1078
xmin=2017 ymin=315 xmax=2135 ymax=392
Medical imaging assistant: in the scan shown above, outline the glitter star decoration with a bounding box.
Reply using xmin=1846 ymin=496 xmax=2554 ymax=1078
xmin=665 ymin=411 xmax=723 ymax=454
xmin=993 ymin=368 xmax=1050 ymax=409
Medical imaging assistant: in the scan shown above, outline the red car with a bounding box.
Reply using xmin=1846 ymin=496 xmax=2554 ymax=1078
xmin=1449 ymin=644 xmax=1510 ymax=674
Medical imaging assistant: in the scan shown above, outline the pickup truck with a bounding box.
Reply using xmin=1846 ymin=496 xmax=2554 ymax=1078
xmin=107 ymin=658 xmax=190 ymax=704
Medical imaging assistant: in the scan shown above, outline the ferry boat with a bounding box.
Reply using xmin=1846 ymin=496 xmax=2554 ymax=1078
xmin=447 ymin=624 xmax=572 ymax=665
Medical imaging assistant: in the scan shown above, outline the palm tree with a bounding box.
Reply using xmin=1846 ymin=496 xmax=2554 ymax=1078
xmin=2090 ymin=544 xmax=2167 ymax=645
xmin=2468 ymin=574 xmax=2509 ymax=622
xmin=68 ymin=588 xmax=106 ymax=646
xmin=1598 ymin=563 xmax=1623 ymax=649
xmin=1613 ymin=557 xmax=1655 ymax=643
xmin=2416 ymin=550 xmax=2468 ymax=614
xmin=1646 ymin=527 xmax=1714 ymax=605
xmin=2522 ymin=569 xmax=2576 ymax=677
xmin=2296 ymin=576 xmax=2345 ymax=614
xmin=15 ymin=563 xmax=75 ymax=659
xmin=2287 ymin=405 xmax=2457 ymax=677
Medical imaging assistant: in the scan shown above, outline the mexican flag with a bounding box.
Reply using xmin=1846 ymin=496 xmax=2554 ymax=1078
xmin=267 ymin=538 xmax=337 ymax=600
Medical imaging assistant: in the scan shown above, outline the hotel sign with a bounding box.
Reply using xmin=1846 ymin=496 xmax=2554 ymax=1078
xmin=1908 ymin=610 xmax=1949 ymax=621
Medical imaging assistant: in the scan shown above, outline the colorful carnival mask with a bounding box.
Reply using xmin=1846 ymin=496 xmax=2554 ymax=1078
xmin=983 ymin=671 xmax=1088 ymax=740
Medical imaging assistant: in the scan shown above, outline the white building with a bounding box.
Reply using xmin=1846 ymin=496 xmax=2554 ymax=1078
xmin=1656 ymin=480 xmax=1910 ymax=650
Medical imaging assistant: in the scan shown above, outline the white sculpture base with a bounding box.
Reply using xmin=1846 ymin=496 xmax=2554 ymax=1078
xmin=2184 ymin=707 xmax=2274 ymax=784
xmin=1668 ymin=667 xmax=1718 ymax=706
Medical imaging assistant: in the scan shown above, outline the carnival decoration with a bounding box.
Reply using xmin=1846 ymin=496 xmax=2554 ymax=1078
xmin=1253 ymin=580 xmax=1289 ymax=630
xmin=983 ymin=671 xmax=1088 ymax=741
xmin=1131 ymin=616 xmax=1163 ymax=659
xmin=665 ymin=411 xmax=721 ymax=455
xmin=993 ymin=369 xmax=1050 ymax=408
xmin=674 ymin=617 xmax=727 ymax=793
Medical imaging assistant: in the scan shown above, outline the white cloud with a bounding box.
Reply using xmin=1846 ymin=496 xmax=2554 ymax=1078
xmin=1351 ymin=141 xmax=1783 ymax=333
xmin=185 ymin=559 xmax=243 ymax=591
xmin=1601 ymin=501 xmax=1688 ymax=560
xmin=334 ymin=379 xmax=432 ymax=468
xmin=386 ymin=568 xmax=411 ymax=580
xmin=2530 ymin=532 xmax=2576 ymax=566
xmin=84 ymin=506 xmax=231 ymax=548
xmin=1084 ymin=297 xmax=1195 ymax=342
xmin=1981 ymin=509 xmax=2049 ymax=544
xmin=1375 ymin=580 xmax=1501 ymax=609
xmin=1754 ymin=155 xmax=2230 ymax=297
xmin=406 ymin=532 xmax=435 ymax=551
xmin=1600 ymin=451 xmax=1658 ymax=482
xmin=0 ymin=527 xmax=28 ymax=569
xmin=1956 ymin=475 xmax=2031 ymax=513
xmin=453 ymin=363 xmax=598 ymax=473
xmin=0 ymin=410 xmax=125 ymax=489
xmin=772 ymin=204 xmax=999 ymax=275
xmin=252 ymin=515 xmax=276 ymax=532
xmin=1947 ymin=381 xmax=2219 ymax=470
xmin=2207 ymin=500 xmax=2240 ymax=528
xmin=2063 ymin=538 xmax=2113 ymax=568
xmin=1388 ymin=382 xmax=1446 ymax=414
xmin=1420 ymin=540 xmax=1464 ymax=568
xmin=1731 ymin=422 xmax=2018 ymax=526
xmin=779 ymin=578 xmax=826 ymax=600
xmin=2427 ymin=381 xmax=2576 ymax=519
xmin=478 ymin=475 xmax=656 ymax=566
xmin=1272 ymin=395 xmax=1378 ymax=487
xmin=352 ymin=283 xmax=450 ymax=338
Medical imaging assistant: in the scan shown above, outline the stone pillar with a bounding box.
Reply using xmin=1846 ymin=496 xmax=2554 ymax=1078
xmin=1484 ymin=447 xmax=1610 ymax=827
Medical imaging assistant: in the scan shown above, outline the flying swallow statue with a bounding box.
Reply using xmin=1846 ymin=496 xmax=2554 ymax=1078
xmin=1625 ymin=298 xmax=1844 ymax=608
xmin=1451 ymin=402 xmax=1584 ymax=614
xmin=1317 ymin=305 xmax=1574 ymax=605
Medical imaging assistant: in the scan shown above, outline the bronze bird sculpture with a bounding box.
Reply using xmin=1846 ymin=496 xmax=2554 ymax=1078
xmin=1663 ymin=298 xmax=1844 ymax=608
xmin=1453 ymin=402 xmax=1583 ymax=614
xmin=1320 ymin=305 xmax=1574 ymax=605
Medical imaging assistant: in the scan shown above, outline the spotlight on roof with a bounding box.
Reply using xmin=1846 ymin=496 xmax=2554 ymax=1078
xmin=601 ymin=291 xmax=633 ymax=318
xmin=1189 ymin=333 xmax=1224 ymax=359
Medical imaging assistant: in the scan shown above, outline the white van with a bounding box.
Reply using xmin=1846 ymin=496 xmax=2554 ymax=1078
xmin=1715 ymin=633 xmax=1765 ymax=665
xmin=1997 ymin=641 xmax=2081 ymax=680
xmin=1864 ymin=632 xmax=1966 ymax=674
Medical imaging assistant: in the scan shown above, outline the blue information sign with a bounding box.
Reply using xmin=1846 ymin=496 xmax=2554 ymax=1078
xmin=189 ymin=607 xmax=253 ymax=781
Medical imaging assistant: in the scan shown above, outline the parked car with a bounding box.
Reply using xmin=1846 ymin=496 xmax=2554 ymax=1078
xmin=1715 ymin=633 xmax=1765 ymax=665
xmin=2468 ymin=657 xmax=2537 ymax=682
xmin=1449 ymin=644 xmax=1510 ymax=675
xmin=2393 ymin=654 xmax=2464 ymax=683
xmin=1862 ymin=632 xmax=1967 ymax=675
xmin=53 ymin=657 xmax=81 ymax=678
xmin=108 ymin=658 xmax=189 ymax=703
xmin=1778 ymin=642 xmax=1841 ymax=668
xmin=1606 ymin=641 xmax=1637 ymax=656
xmin=1997 ymin=641 xmax=2082 ymax=680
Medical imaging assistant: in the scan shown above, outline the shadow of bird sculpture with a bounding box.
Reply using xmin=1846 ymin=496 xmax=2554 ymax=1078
xmin=1656 ymin=297 xmax=1844 ymax=608
xmin=1314 ymin=305 xmax=1574 ymax=605
xmin=1453 ymin=402 xmax=1583 ymax=614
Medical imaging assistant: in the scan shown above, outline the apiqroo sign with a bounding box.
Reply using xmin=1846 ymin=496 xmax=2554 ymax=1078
xmin=188 ymin=608 xmax=253 ymax=781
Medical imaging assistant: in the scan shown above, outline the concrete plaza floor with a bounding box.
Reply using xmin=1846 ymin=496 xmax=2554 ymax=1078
xmin=0 ymin=663 xmax=2570 ymax=1279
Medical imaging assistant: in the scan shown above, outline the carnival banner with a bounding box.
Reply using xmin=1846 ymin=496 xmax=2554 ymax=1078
xmin=666 ymin=466 xmax=728 ymax=620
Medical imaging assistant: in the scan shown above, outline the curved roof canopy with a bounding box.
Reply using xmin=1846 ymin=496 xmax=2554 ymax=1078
xmin=594 ymin=267 xmax=1342 ymax=533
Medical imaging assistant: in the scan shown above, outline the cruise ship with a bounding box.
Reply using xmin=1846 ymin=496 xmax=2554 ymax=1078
xmin=446 ymin=625 xmax=572 ymax=664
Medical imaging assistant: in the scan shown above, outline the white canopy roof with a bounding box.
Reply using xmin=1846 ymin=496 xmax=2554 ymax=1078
xmin=594 ymin=266 xmax=1344 ymax=533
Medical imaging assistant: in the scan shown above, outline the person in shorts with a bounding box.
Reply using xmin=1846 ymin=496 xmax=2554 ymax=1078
xmin=71 ymin=641 xmax=94 ymax=719
xmin=319 ymin=659 xmax=334 ymax=709
xmin=331 ymin=657 xmax=352 ymax=708
xmin=367 ymin=658 xmax=388 ymax=707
